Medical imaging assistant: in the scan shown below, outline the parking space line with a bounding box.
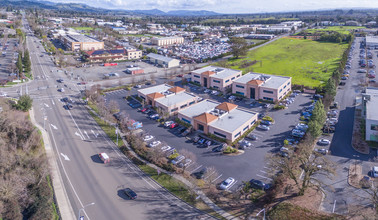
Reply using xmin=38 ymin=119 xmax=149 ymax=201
xmin=260 ymin=170 xmax=268 ymax=174
xmin=190 ymin=165 xmax=202 ymax=173
xmin=227 ymin=180 xmax=238 ymax=191
xmin=212 ymin=174 xmax=223 ymax=183
xmin=203 ymin=171 xmax=216 ymax=180
xmin=256 ymin=174 xmax=273 ymax=181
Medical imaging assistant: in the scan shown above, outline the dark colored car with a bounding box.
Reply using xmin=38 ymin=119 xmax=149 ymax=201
xmin=249 ymin=179 xmax=271 ymax=191
xmin=260 ymin=120 xmax=272 ymax=126
xmin=64 ymin=104 xmax=73 ymax=110
xmin=193 ymin=168 xmax=207 ymax=179
xmin=61 ymin=97 xmax=69 ymax=102
xmin=128 ymin=102 xmax=142 ymax=108
xmin=123 ymin=188 xmax=137 ymax=200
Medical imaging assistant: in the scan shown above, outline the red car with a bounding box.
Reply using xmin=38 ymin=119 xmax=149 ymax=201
xmin=141 ymin=108 xmax=148 ymax=113
xmin=170 ymin=123 xmax=179 ymax=129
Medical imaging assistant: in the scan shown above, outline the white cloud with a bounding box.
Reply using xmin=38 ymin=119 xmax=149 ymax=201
xmin=48 ymin=0 xmax=378 ymax=13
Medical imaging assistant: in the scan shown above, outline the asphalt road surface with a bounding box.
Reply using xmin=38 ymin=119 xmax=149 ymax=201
xmin=3 ymin=15 xmax=213 ymax=220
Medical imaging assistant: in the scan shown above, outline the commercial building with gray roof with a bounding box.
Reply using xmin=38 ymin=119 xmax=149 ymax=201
xmin=232 ymin=72 xmax=291 ymax=102
xmin=146 ymin=53 xmax=180 ymax=68
xmin=363 ymin=87 xmax=378 ymax=142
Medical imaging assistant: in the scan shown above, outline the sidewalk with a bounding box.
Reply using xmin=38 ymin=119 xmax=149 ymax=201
xmin=29 ymin=108 xmax=75 ymax=220
xmin=87 ymin=107 xmax=239 ymax=220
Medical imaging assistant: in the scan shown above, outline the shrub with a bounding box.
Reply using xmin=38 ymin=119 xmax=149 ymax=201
xmin=223 ymin=146 xmax=238 ymax=154
xmin=168 ymin=152 xmax=179 ymax=160
xmin=262 ymin=116 xmax=274 ymax=122
xmin=273 ymin=104 xmax=285 ymax=110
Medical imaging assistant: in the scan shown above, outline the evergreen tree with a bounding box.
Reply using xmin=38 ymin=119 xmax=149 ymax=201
xmin=16 ymin=53 xmax=23 ymax=74
xmin=324 ymin=77 xmax=336 ymax=97
xmin=310 ymin=100 xmax=326 ymax=125
xmin=308 ymin=120 xmax=323 ymax=138
xmin=23 ymin=50 xmax=31 ymax=72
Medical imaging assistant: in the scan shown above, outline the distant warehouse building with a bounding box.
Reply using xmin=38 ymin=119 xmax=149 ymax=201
xmin=126 ymin=67 xmax=144 ymax=75
xmin=365 ymin=36 xmax=378 ymax=49
xmin=147 ymin=53 xmax=180 ymax=68
xmin=151 ymin=36 xmax=184 ymax=46
xmin=232 ymin=73 xmax=291 ymax=102
xmin=178 ymin=100 xmax=258 ymax=142
xmin=85 ymin=47 xmax=142 ymax=63
xmin=60 ymin=34 xmax=104 ymax=51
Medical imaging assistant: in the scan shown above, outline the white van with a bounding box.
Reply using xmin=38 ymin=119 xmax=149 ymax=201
xmin=98 ymin=153 xmax=110 ymax=164
xmin=373 ymin=166 xmax=378 ymax=178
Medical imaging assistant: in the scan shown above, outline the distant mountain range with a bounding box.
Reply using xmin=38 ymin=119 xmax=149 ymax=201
xmin=0 ymin=0 xmax=220 ymax=16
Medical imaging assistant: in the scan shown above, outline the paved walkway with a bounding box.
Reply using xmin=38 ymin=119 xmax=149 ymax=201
xmin=29 ymin=108 xmax=75 ymax=220
xmin=87 ymin=107 xmax=240 ymax=220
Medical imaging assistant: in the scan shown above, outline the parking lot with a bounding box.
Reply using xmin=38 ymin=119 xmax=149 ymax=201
xmin=104 ymin=85 xmax=313 ymax=191
xmin=0 ymin=38 xmax=19 ymax=80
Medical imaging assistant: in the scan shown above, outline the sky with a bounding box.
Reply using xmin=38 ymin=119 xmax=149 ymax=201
xmin=48 ymin=0 xmax=378 ymax=13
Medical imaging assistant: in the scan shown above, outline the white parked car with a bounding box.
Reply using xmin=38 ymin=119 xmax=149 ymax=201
xmin=148 ymin=141 xmax=161 ymax=148
xmin=161 ymin=145 xmax=172 ymax=152
xmin=171 ymin=155 xmax=185 ymax=165
xmin=143 ymin=135 xmax=154 ymax=142
xmin=219 ymin=177 xmax=235 ymax=190
xmin=314 ymin=148 xmax=328 ymax=155
xmin=164 ymin=121 xmax=174 ymax=127
xmin=317 ymin=139 xmax=330 ymax=146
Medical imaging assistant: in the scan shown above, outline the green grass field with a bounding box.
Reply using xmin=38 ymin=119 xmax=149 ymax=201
xmin=302 ymin=26 xmax=365 ymax=35
xmin=224 ymin=37 xmax=348 ymax=88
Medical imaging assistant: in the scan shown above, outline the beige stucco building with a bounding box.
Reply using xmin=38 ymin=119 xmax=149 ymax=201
xmin=137 ymin=84 xmax=199 ymax=115
xmin=178 ymin=100 xmax=258 ymax=142
xmin=151 ymin=36 xmax=184 ymax=46
xmin=60 ymin=34 xmax=104 ymax=51
xmin=232 ymin=73 xmax=291 ymax=102
xmin=190 ymin=66 xmax=242 ymax=93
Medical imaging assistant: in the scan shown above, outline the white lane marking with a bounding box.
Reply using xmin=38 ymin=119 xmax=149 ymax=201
xmin=260 ymin=170 xmax=268 ymax=174
xmin=332 ymin=200 xmax=337 ymax=213
xmin=51 ymin=99 xmax=55 ymax=105
xmin=44 ymin=103 xmax=49 ymax=108
xmin=75 ymin=132 xmax=84 ymax=140
xmin=190 ymin=165 xmax=202 ymax=173
xmin=47 ymin=124 xmax=89 ymax=219
xmin=212 ymin=174 xmax=223 ymax=183
xmin=84 ymin=130 xmax=90 ymax=139
xmin=256 ymin=174 xmax=273 ymax=181
xmin=50 ymin=124 xmax=58 ymax=130
xmin=91 ymin=130 xmax=98 ymax=138
xmin=60 ymin=153 xmax=70 ymax=161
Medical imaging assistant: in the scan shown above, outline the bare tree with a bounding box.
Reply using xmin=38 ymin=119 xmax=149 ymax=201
xmin=108 ymin=100 xmax=120 ymax=114
xmin=204 ymin=166 xmax=219 ymax=185
xmin=267 ymin=147 xmax=336 ymax=196
xmin=179 ymin=149 xmax=197 ymax=173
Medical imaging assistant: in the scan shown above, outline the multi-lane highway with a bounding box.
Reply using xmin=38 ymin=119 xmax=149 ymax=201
xmin=5 ymin=14 xmax=212 ymax=220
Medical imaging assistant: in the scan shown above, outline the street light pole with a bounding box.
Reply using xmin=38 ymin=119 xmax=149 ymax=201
xmin=77 ymin=202 xmax=95 ymax=220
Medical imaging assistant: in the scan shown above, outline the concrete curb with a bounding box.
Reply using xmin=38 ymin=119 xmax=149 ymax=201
xmin=29 ymin=108 xmax=75 ymax=220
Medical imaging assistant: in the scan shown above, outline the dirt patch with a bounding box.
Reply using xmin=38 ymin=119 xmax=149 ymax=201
xmin=348 ymin=164 xmax=363 ymax=188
